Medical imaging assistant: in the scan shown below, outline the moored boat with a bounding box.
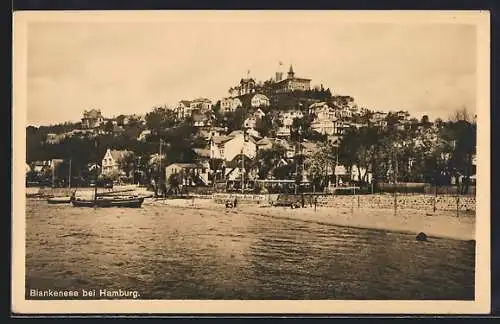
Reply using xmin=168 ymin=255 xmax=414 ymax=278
xmin=47 ymin=196 xmax=73 ymax=204
xmin=71 ymin=198 xmax=97 ymax=207
xmin=97 ymin=196 xmax=144 ymax=208
xmin=71 ymin=196 xmax=145 ymax=208
xmin=47 ymin=191 xmax=76 ymax=204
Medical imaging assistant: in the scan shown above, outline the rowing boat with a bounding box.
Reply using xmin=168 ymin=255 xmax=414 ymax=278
xmin=71 ymin=196 xmax=145 ymax=208
xmin=47 ymin=196 xmax=73 ymax=204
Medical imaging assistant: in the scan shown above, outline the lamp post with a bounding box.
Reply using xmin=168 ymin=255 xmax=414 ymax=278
xmin=392 ymin=141 xmax=402 ymax=215
xmin=241 ymin=129 xmax=246 ymax=195
xmin=295 ymin=126 xmax=302 ymax=195
xmin=210 ymin=113 xmax=216 ymax=190
xmin=93 ymin=139 xmax=99 ymax=202
xmin=68 ymin=158 xmax=72 ymax=189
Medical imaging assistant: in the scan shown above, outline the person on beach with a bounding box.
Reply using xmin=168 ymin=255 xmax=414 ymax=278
xmin=233 ymin=197 xmax=237 ymax=208
xmin=314 ymin=196 xmax=317 ymax=212
xmin=162 ymin=182 xmax=167 ymax=198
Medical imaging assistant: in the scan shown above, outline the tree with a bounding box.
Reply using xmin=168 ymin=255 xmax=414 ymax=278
xmin=255 ymin=114 xmax=273 ymax=137
xmin=225 ymin=107 xmax=247 ymax=132
xmin=255 ymin=143 xmax=286 ymax=179
xmin=100 ymin=169 xmax=121 ymax=182
xmin=420 ymin=115 xmax=431 ymax=127
xmin=449 ymin=106 xmax=473 ymax=123
xmin=360 ymin=110 xmax=373 ymax=124
xmin=118 ymin=152 xmax=136 ymax=180
xmin=290 ymin=114 xmax=319 ymax=142
xmin=385 ymin=112 xmax=400 ymax=130
xmin=441 ymin=117 xmax=476 ymax=194
xmin=272 ymin=163 xmax=295 ymax=180
xmin=145 ymin=106 xmax=177 ymax=135
xmin=304 ymin=140 xmax=337 ymax=190
xmin=104 ymin=120 xmax=114 ymax=133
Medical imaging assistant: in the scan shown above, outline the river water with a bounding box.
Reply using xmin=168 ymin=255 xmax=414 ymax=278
xmin=25 ymin=199 xmax=475 ymax=300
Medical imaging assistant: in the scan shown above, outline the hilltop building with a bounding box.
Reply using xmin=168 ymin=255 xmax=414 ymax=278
xmin=81 ymin=109 xmax=104 ymax=129
xmin=272 ymin=65 xmax=311 ymax=94
xmin=229 ymin=78 xmax=257 ymax=97
xmin=175 ymin=98 xmax=213 ymax=119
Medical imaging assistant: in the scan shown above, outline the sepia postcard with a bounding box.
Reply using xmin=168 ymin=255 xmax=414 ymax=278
xmin=12 ymin=10 xmax=491 ymax=315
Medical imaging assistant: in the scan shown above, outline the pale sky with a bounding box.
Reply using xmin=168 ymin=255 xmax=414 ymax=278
xmin=25 ymin=12 xmax=477 ymax=126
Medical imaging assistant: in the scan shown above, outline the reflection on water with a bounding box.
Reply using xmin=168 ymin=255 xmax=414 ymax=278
xmin=25 ymin=199 xmax=475 ymax=300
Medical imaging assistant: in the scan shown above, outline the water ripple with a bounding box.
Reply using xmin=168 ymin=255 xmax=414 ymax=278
xmin=25 ymin=199 xmax=475 ymax=300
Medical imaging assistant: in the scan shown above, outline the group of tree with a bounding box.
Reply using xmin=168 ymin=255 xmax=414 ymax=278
xmin=300 ymin=107 xmax=476 ymax=193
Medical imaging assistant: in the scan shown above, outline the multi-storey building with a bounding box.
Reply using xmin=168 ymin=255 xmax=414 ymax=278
xmin=81 ymin=109 xmax=105 ymax=129
xmin=272 ymin=65 xmax=311 ymax=94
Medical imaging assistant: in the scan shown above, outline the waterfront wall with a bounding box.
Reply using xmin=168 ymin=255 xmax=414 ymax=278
xmin=212 ymin=193 xmax=476 ymax=212
xmin=320 ymin=194 xmax=476 ymax=212
xmin=212 ymin=193 xmax=274 ymax=204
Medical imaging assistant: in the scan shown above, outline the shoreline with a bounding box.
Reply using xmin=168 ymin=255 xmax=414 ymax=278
xmin=145 ymin=198 xmax=475 ymax=241
xmin=27 ymin=194 xmax=476 ymax=241
xmin=246 ymin=207 xmax=475 ymax=242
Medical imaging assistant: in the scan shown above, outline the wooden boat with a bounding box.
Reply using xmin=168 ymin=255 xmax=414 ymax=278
xmin=47 ymin=196 xmax=73 ymax=204
xmin=96 ymin=196 xmax=145 ymax=208
xmin=71 ymin=198 xmax=97 ymax=207
xmin=71 ymin=196 xmax=144 ymax=208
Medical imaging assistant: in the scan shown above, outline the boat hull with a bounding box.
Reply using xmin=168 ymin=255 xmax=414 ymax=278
xmin=71 ymin=197 xmax=144 ymax=208
xmin=71 ymin=199 xmax=96 ymax=207
xmin=47 ymin=197 xmax=72 ymax=204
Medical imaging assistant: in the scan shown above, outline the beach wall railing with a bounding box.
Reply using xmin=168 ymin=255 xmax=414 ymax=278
xmin=321 ymin=193 xmax=475 ymax=213
xmin=212 ymin=192 xmax=475 ymax=214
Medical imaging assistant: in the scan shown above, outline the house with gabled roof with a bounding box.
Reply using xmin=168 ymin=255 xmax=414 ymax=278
xmin=210 ymin=130 xmax=257 ymax=162
xmin=101 ymin=148 xmax=134 ymax=176
xmin=256 ymin=137 xmax=295 ymax=158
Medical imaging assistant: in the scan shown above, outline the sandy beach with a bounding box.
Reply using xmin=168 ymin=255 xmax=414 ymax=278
xmin=149 ymin=198 xmax=475 ymax=241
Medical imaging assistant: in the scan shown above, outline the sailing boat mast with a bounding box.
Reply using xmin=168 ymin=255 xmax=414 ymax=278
xmin=241 ymin=130 xmax=245 ymax=194
xmin=94 ymin=141 xmax=98 ymax=201
xmin=159 ymin=139 xmax=163 ymax=197
xmin=68 ymin=159 xmax=72 ymax=189
xmin=52 ymin=159 xmax=55 ymax=188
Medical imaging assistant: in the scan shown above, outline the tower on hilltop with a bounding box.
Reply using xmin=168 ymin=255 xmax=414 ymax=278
xmin=275 ymin=61 xmax=285 ymax=82
xmin=287 ymin=65 xmax=295 ymax=79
